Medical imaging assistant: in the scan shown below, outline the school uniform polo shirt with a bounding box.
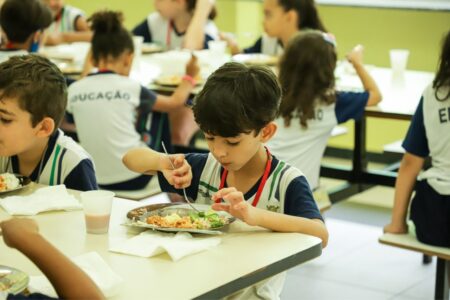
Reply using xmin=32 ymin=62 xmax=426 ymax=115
xmin=158 ymin=153 xmax=323 ymax=221
xmin=244 ymin=34 xmax=284 ymax=55
xmin=403 ymin=83 xmax=450 ymax=195
xmin=47 ymin=5 xmax=85 ymax=33
xmin=268 ymin=91 xmax=369 ymax=189
xmin=67 ymin=71 xmax=157 ymax=185
xmin=0 ymin=129 xmax=97 ymax=191
xmin=132 ymin=12 xmax=219 ymax=49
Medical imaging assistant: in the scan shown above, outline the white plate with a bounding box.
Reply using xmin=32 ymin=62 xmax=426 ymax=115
xmin=0 ymin=265 xmax=29 ymax=294
xmin=0 ymin=174 xmax=31 ymax=194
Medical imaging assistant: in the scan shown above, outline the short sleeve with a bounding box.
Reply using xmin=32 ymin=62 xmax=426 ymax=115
xmin=284 ymin=176 xmax=323 ymax=221
xmin=244 ymin=37 xmax=263 ymax=54
xmin=132 ymin=19 xmax=152 ymax=43
xmin=335 ymin=91 xmax=369 ymax=123
xmin=402 ymin=98 xmax=429 ymax=157
xmin=139 ymin=86 xmax=157 ymax=108
xmin=157 ymin=153 xmax=208 ymax=200
xmin=203 ymin=34 xmax=215 ymax=49
xmin=64 ymin=159 xmax=98 ymax=191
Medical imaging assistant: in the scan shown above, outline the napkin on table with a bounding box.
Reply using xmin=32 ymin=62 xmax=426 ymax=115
xmin=109 ymin=231 xmax=221 ymax=261
xmin=0 ymin=185 xmax=82 ymax=216
xmin=28 ymin=252 xmax=123 ymax=298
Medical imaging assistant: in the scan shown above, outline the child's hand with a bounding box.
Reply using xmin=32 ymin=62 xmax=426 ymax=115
xmin=383 ymin=222 xmax=408 ymax=234
xmin=211 ymin=187 xmax=259 ymax=226
xmin=159 ymin=154 xmax=192 ymax=189
xmin=346 ymin=44 xmax=364 ymax=67
xmin=195 ymin=0 xmax=215 ymax=12
xmin=0 ymin=218 xmax=39 ymax=249
xmin=185 ymin=54 xmax=200 ymax=78
xmin=219 ymin=32 xmax=240 ymax=55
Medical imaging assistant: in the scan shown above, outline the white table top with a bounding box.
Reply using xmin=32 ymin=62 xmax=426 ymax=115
xmin=336 ymin=64 xmax=435 ymax=119
xmin=0 ymin=185 xmax=322 ymax=299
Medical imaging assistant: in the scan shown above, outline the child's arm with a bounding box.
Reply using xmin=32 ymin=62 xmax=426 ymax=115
xmin=0 ymin=218 xmax=104 ymax=300
xmin=219 ymin=32 xmax=241 ymax=55
xmin=346 ymin=45 xmax=382 ymax=106
xmin=152 ymin=54 xmax=200 ymax=112
xmin=212 ymin=188 xmax=329 ymax=247
xmin=45 ymin=31 xmax=92 ymax=45
xmin=122 ymin=147 xmax=192 ymax=189
xmin=384 ymin=152 xmax=425 ymax=234
xmin=183 ymin=0 xmax=214 ymax=50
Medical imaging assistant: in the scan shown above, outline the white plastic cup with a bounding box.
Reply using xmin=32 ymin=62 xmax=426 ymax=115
xmin=208 ymin=40 xmax=227 ymax=56
xmin=133 ymin=36 xmax=144 ymax=59
xmin=389 ymin=49 xmax=409 ymax=76
xmin=80 ymin=190 xmax=114 ymax=234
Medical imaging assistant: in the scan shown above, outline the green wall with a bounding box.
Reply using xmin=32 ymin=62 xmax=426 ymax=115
xmin=65 ymin=0 xmax=450 ymax=152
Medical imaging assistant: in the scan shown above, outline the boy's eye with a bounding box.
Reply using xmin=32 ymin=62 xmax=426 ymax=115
xmin=205 ymin=136 xmax=214 ymax=141
xmin=0 ymin=118 xmax=12 ymax=124
xmin=226 ymin=141 xmax=240 ymax=146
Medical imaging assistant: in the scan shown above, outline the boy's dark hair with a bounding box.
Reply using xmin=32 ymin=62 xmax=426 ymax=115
xmin=0 ymin=0 xmax=52 ymax=43
xmin=433 ymin=29 xmax=450 ymax=101
xmin=278 ymin=0 xmax=327 ymax=32
xmin=0 ymin=55 xmax=67 ymax=130
xmin=193 ymin=62 xmax=281 ymax=137
xmin=278 ymin=30 xmax=336 ymax=128
xmin=89 ymin=11 xmax=134 ymax=64
xmin=186 ymin=0 xmax=217 ymax=20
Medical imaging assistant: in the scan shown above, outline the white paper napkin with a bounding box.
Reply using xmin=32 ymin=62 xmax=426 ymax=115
xmin=109 ymin=231 xmax=221 ymax=261
xmin=0 ymin=185 xmax=82 ymax=216
xmin=28 ymin=252 xmax=123 ymax=298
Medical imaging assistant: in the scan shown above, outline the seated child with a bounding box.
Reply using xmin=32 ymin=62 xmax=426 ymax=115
xmin=268 ymin=31 xmax=382 ymax=190
xmin=133 ymin=0 xmax=218 ymax=50
xmin=384 ymin=30 xmax=450 ymax=247
xmin=0 ymin=0 xmax=52 ymax=61
xmin=123 ymin=62 xmax=328 ymax=299
xmin=67 ymin=11 xmax=199 ymax=191
xmin=0 ymin=218 xmax=104 ymax=300
xmin=41 ymin=0 xmax=92 ymax=45
xmin=0 ymin=54 xmax=97 ymax=191
xmin=223 ymin=0 xmax=327 ymax=56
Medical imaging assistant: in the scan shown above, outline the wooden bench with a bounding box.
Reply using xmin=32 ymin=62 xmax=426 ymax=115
xmin=379 ymin=231 xmax=450 ymax=300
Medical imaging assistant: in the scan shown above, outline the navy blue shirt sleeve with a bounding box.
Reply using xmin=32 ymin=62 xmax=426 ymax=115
xmin=64 ymin=159 xmax=98 ymax=191
xmin=335 ymin=91 xmax=369 ymax=123
xmin=284 ymin=176 xmax=323 ymax=221
xmin=132 ymin=19 xmax=152 ymax=43
xmin=7 ymin=293 xmax=58 ymax=300
xmin=402 ymin=97 xmax=429 ymax=157
xmin=243 ymin=37 xmax=263 ymax=54
xmin=139 ymin=86 xmax=157 ymax=108
xmin=157 ymin=153 xmax=208 ymax=200
xmin=203 ymin=34 xmax=215 ymax=49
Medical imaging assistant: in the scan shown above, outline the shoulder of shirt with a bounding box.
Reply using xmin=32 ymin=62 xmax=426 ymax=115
xmin=54 ymin=130 xmax=93 ymax=162
xmin=64 ymin=5 xmax=85 ymax=15
xmin=148 ymin=12 xmax=167 ymax=24
xmin=272 ymin=156 xmax=307 ymax=179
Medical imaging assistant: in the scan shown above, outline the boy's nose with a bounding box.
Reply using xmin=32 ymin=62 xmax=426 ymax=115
xmin=212 ymin=145 xmax=227 ymax=159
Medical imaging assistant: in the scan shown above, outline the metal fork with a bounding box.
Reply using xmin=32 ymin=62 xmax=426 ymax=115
xmin=161 ymin=142 xmax=200 ymax=212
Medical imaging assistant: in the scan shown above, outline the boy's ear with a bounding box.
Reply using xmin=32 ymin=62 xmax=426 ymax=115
xmin=260 ymin=122 xmax=277 ymax=143
xmin=124 ymin=52 xmax=134 ymax=68
xmin=286 ymin=9 xmax=299 ymax=26
xmin=35 ymin=117 xmax=55 ymax=138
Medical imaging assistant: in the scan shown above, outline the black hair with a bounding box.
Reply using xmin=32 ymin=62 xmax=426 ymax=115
xmin=278 ymin=0 xmax=327 ymax=32
xmin=432 ymin=29 xmax=450 ymax=101
xmin=0 ymin=0 xmax=52 ymax=43
xmin=88 ymin=10 xmax=134 ymax=64
xmin=193 ymin=62 xmax=281 ymax=137
xmin=0 ymin=55 xmax=67 ymax=130
xmin=278 ymin=30 xmax=336 ymax=128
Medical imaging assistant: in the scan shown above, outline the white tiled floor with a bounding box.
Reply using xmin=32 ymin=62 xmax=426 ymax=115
xmin=281 ymin=218 xmax=438 ymax=300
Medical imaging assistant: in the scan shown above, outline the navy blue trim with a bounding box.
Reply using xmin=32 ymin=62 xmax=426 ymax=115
xmin=99 ymin=174 xmax=152 ymax=191
xmin=64 ymin=158 xmax=98 ymax=191
xmin=335 ymin=91 xmax=369 ymax=123
xmin=244 ymin=37 xmax=263 ymax=54
xmin=57 ymin=148 xmax=67 ymax=185
xmin=402 ymin=97 xmax=429 ymax=157
xmin=284 ymin=176 xmax=323 ymax=221
xmin=87 ymin=70 xmax=116 ymax=77
xmin=132 ymin=19 xmax=152 ymax=43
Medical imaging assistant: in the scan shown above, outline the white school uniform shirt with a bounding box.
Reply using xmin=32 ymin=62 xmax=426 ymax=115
xmin=145 ymin=12 xmax=219 ymax=49
xmin=268 ymin=91 xmax=369 ymax=189
xmin=67 ymin=72 xmax=156 ymax=185
xmin=402 ymin=83 xmax=450 ymax=195
xmin=47 ymin=5 xmax=85 ymax=33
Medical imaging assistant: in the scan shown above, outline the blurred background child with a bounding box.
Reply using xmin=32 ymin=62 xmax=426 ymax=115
xmin=42 ymin=0 xmax=92 ymax=45
xmin=132 ymin=0 xmax=218 ymax=50
xmin=223 ymin=0 xmax=327 ymax=56
xmin=67 ymin=10 xmax=199 ymax=191
xmin=268 ymin=31 xmax=382 ymax=191
xmin=0 ymin=0 xmax=52 ymax=61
